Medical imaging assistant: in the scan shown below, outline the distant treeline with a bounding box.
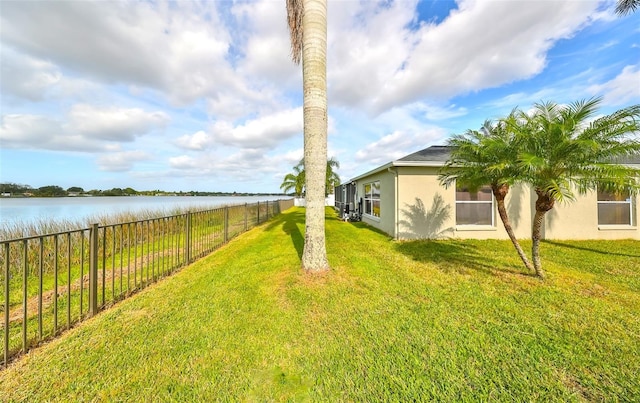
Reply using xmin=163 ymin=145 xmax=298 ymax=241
xmin=0 ymin=183 xmax=284 ymax=198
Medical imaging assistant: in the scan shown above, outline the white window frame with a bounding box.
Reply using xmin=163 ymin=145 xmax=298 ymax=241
xmin=363 ymin=181 xmax=380 ymax=218
xmin=597 ymin=189 xmax=634 ymax=227
xmin=455 ymin=184 xmax=495 ymax=227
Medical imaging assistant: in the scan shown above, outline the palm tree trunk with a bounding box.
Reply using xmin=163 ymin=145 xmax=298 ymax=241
xmin=531 ymin=209 xmax=546 ymax=278
xmin=531 ymin=189 xmax=555 ymax=279
xmin=493 ymin=186 xmax=533 ymax=272
xmin=300 ymin=0 xmax=329 ymax=272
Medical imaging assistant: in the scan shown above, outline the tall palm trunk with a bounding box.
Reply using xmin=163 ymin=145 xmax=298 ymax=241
xmin=531 ymin=189 xmax=554 ymax=279
xmin=297 ymin=0 xmax=329 ymax=272
xmin=492 ymin=184 xmax=533 ymax=272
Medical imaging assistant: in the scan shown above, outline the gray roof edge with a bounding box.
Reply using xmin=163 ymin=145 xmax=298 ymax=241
xmin=339 ymin=145 xmax=640 ymax=187
xmin=392 ymin=160 xmax=447 ymax=167
xmin=346 ymin=162 xmax=393 ymax=183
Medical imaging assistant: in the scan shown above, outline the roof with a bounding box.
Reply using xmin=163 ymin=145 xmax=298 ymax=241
xmin=349 ymin=145 xmax=450 ymax=182
xmin=347 ymin=145 xmax=640 ymax=183
xmin=396 ymin=145 xmax=452 ymax=163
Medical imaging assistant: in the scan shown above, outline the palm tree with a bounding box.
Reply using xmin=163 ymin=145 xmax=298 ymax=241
xmin=280 ymin=162 xmax=305 ymax=196
xmin=325 ymin=157 xmax=340 ymax=196
xmin=440 ymin=118 xmax=534 ymax=272
xmin=287 ymin=0 xmax=330 ymax=272
xmin=281 ymin=157 xmax=340 ymax=197
xmin=615 ymin=0 xmax=640 ymax=15
xmin=513 ymin=98 xmax=640 ymax=278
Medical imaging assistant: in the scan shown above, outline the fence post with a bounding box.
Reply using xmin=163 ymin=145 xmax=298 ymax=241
xmin=244 ymin=203 xmax=248 ymax=231
xmin=4 ymin=243 xmax=9 ymax=367
xmin=185 ymin=211 xmax=192 ymax=264
xmin=224 ymin=206 xmax=229 ymax=243
xmin=89 ymin=223 xmax=99 ymax=317
xmin=257 ymin=201 xmax=260 ymax=224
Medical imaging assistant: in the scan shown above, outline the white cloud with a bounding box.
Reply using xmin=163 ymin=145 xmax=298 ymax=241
xmin=174 ymin=130 xmax=213 ymax=151
xmin=97 ymin=151 xmax=151 ymax=172
xmin=281 ymin=149 xmax=304 ymax=166
xmin=415 ymin=103 xmax=468 ymax=121
xmin=0 ymin=1 xmax=234 ymax=105
xmin=168 ymin=149 xmax=284 ymax=183
xmin=328 ymin=0 xmax=602 ymax=114
xmin=0 ymin=114 xmax=113 ymax=152
xmin=354 ymin=128 xmax=444 ymax=166
xmin=1 ymin=114 xmax=59 ymax=144
xmin=1 ymin=104 xmax=168 ymax=152
xmin=211 ymin=108 xmax=302 ymax=149
xmin=0 ymin=47 xmax=61 ymax=101
xmin=233 ymin=0 xmax=300 ymax=88
xmin=68 ymin=104 xmax=169 ymax=141
xmin=169 ymin=155 xmax=198 ymax=170
xmin=587 ymin=65 xmax=640 ymax=105
xmin=0 ymin=46 xmax=99 ymax=103
xmin=328 ymin=1 xmax=418 ymax=110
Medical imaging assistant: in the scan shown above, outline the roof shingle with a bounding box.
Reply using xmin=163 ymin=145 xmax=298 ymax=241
xmin=396 ymin=145 xmax=452 ymax=163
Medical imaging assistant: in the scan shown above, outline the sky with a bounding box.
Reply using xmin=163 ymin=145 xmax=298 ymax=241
xmin=1 ymin=0 xmax=639 ymax=193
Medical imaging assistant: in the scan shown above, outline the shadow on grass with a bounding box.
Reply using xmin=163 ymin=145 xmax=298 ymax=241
xmin=543 ymin=240 xmax=640 ymax=258
xmin=265 ymin=209 xmax=305 ymax=260
xmin=395 ymin=240 xmax=528 ymax=277
xmin=346 ymin=221 xmax=395 ymax=240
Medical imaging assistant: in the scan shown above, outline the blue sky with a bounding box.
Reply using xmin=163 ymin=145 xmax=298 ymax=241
xmin=1 ymin=0 xmax=639 ymax=193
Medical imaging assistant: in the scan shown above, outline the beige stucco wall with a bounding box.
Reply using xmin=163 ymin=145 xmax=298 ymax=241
xmin=395 ymin=167 xmax=532 ymax=240
xmin=353 ymin=165 xmax=638 ymax=240
xmin=545 ymin=191 xmax=639 ymax=240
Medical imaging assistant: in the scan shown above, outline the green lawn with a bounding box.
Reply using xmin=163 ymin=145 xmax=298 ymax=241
xmin=1 ymin=207 xmax=639 ymax=401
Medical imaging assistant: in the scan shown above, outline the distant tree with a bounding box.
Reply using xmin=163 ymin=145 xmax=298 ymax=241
xmin=615 ymin=0 xmax=639 ymax=15
xmin=67 ymin=186 xmax=84 ymax=193
xmin=0 ymin=183 xmax=33 ymax=194
xmin=102 ymin=188 xmax=123 ymax=196
xmin=512 ymin=98 xmax=640 ymax=278
xmin=124 ymin=187 xmax=138 ymax=195
xmin=36 ymin=185 xmax=67 ymax=197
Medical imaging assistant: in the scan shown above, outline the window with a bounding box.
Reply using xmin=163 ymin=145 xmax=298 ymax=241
xmin=456 ymin=185 xmax=494 ymax=226
xmin=598 ymin=190 xmax=633 ymax=225
xmin=364 ymin=181 xmax=380 ymax=218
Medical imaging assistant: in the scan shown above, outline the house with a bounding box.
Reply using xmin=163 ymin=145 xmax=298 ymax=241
xmin=335 ymin=146 xmax=639 ymax=240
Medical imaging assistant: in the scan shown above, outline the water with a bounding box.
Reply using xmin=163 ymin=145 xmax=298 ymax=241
xmin=0 ymin=195 xmax=289 ymax=225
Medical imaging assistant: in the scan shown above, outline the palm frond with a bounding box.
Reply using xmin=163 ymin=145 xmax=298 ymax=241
xmin=615 ymin=0 xmax=640 ymax=15
xmin=286 ymin=0 xmax=304 ymax=65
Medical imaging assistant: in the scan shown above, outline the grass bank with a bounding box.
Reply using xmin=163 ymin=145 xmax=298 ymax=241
xmin=1 ymin=207 xmax=638 ymax=401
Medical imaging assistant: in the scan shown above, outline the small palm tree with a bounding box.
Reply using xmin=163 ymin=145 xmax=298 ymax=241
xmin=440 ymin=117 xmax=534 ymax=272
xmin=280 ymin=162 xmax=305 ymax=196
xmin=514 ymin=98 xmax=640 ymax=278
xmin=281 ymin=158 xmax=340 ymax=197
xmin=325 ymin=157 xmax=340 ymax=196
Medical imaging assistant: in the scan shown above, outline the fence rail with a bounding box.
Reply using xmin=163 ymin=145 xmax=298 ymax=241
xmin=0 ymin=199 xmax=293 ymax=367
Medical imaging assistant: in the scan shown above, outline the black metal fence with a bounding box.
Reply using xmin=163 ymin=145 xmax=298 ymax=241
xmin=0 ymin=199 xmax=293 ymax=367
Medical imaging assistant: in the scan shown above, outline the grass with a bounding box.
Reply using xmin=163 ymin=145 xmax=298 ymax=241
xmin=1 ymin=207 xmax=638 ymax=401
xmin=1 ymin=202 xmax=278 ymax=362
